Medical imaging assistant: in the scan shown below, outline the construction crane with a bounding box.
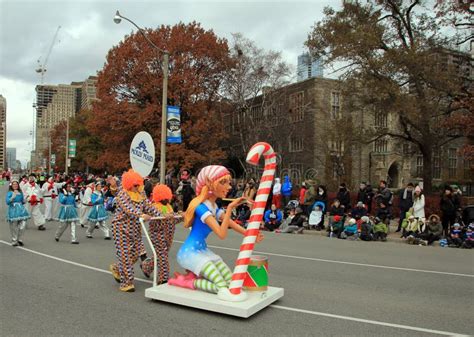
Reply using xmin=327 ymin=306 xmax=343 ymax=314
xmin=36 ymin=25 xmax=61 ymax=84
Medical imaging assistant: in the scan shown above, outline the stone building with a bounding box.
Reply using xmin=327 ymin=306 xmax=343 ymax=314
xmin=223 ymin=75 xmax=472 ymax=193
xmin=224 ymin=77 xmax=356 ymax=190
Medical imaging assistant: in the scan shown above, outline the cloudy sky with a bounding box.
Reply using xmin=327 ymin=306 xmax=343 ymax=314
xmin=0 ymin=0 xmax=340 ymax=166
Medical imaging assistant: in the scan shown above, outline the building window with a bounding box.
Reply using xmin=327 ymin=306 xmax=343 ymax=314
xmin=416 ymin=155 xmax=423 ymax=177
xmin=374 ymin=110 xmax=388 ymax=128
xmin=289 ymin=163 xmax=303 ymax=184
xmin=448 ymin=148 xmax=457 ymax=178
xmin=330 ymin=91 xmax=341 ymax=119
xmin=374 ymin=138 xmax=388 ymax=153
xmin=249 ymin=105 xmax=263 ymax=123
xmin=289 ymin=136 xmax=303 ymax=152
xmin=464 ymin=159 xmax=473 ymax=180
xmin=432 ymin=148 xmax=441 ymax=179
xmin=328 ymin=140 xmax=344 ymax=154
xmin=289 ymin=91 xmax=304 ymax=122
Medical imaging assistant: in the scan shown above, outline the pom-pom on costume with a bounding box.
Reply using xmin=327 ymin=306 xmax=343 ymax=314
xmin=109 ymin=169 xmax=161 ymax=292
xmin=86 ymin=183 xmax=111 ymax=239
xmin=79 ymin=183 xmax=94 ymax=227
xmin=140 ymin=184 xmax=178 ymax=283
xmin=55 ymin=188 xmax=80 ymax=244
xmin=24 ymin=176 xmax=45 ymax=229
xmin=6 ymin=182 xmax=30 ymax=246
xmin=41 ymin=177 xmax=56 ymax=221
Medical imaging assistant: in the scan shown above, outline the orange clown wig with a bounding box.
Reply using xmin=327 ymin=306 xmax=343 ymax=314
xmin=121 ymin=169 xmax=144 ymax=191
xmin=152 ymin=184 xmax=173 ymax=203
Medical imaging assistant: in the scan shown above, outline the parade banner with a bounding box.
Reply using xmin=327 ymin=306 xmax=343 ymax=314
xmin=166 ymin=105 xmax=182 ymax=144
xmin=130 ymin=131 xmax=155 ymax=177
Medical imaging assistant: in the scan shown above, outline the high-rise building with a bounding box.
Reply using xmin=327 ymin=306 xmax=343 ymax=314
xmin=0 ymin=94 xmax=6 ymax=171
xmin=297 ymin=52 xmax=323 ymax=82
xmin=81 ymin=76 xmax=98 ymax=111
xmin=6 ymin=147 xmax=17 ymax=170
xmin=32 ymin=75 xmax=98 ymax=169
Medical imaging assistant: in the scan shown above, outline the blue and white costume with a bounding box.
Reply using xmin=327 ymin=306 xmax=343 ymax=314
xmin=86 ymin=190 xmax=111 ymax=239
xmin=177 ymin=200 xmax=225 ymax=275
xmin=6 ymin=190 xmax=30 ymax=246
xmin=56 ymin=191 xmax=79 ymax=243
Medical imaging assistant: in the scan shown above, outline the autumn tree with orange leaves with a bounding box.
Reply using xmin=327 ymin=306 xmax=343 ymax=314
xmin=89 ymin=22 xmax=233 ymax=174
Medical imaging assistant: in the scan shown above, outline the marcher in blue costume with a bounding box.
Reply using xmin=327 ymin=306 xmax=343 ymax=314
xmin=55 ymin=183 xmax=80 ymax=244
xmin=86 ymin=181 xmax=111 ymax=239
xmin=6 ymin=180 xmax=30 ymax=246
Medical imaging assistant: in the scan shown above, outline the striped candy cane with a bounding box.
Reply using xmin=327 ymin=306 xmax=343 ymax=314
xmin=229 ymin=142 xmax=276 ymax=295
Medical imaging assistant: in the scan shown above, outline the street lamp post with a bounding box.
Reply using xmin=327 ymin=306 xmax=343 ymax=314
xmin=114 ymin=10 xmax=169 ymax=184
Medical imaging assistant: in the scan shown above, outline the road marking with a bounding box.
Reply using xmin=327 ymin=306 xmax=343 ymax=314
xmin=0 ymin=240 xmax=469 ymax=336
xmin=0 ymin=240 xmax=152 ymax=285
xmin=172 ymin=240 xmax=474 ymax=278
xmin=270 ymin=305 xmax=469 ymax=337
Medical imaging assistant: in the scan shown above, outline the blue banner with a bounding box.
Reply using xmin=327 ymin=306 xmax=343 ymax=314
xmin=166 ymin=105 xmax=182 ymax=144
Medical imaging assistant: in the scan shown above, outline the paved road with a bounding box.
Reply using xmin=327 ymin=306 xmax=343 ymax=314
xmin=1 ymin=185 xmax=473 ymax=336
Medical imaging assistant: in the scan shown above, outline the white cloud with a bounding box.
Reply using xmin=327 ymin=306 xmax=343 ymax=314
xmin=0 ymin=0 xmax=339 ymax=166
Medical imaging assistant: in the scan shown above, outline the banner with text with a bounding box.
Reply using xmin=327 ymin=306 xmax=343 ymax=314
xmin=166 ymin=105 xmax=182 ymax=144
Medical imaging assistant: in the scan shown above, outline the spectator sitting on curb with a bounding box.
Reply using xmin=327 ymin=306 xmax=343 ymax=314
xmin=279 ymin=207 xmax=306 ymax=234
xmin=351 ymin=201 xmax=367 ymax=221
xmin=461 ymin=223 xmax=474 ymax=249
xmin=448 ymin=223 xmax=463 ymax=248
xmin=329 ymin=199 xmax=345 ymax=232
xmin=373 ymin=217 xmax=388 ymax=241
xmin=276 ymin=207 xmax=295 ymax=233
xmin=418 ymin=214 xmax=443 ymax=246
xmin=360 ymin=216 xmax=374 ymax=241
xmin=330 ymin=215 xmax=344 ymax=238
xmin=263 ymin=204 xmax=283 ymax=231
xmin=341 ymin=218 xmax=358 ymax=240
xmin=405 ymin=216 xmax=426 ymax=245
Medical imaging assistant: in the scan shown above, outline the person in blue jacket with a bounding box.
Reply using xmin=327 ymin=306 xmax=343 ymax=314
xmin=55 ymin=183 xmax=80 ymax=244
xmin=263 ymin=204 xmax=283 ymax=231
xmin=6 ymin=180 xmax=30 ymax=246
xmin=281 ymin=175 xmax=293 ymax=209
xmin=86 ymin=181 xmax=111 ymax=239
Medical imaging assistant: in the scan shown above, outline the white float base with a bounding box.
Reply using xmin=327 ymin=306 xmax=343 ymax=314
xmin=145 ymin=284 xmax=284 ymax=318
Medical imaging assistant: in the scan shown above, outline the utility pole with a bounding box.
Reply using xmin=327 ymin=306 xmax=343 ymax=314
xmin=65 ymin=119 xmax=69 ymax=175
xmin=160 ymin=53 xmax=169 ymax=184
xmin=48 ymin=130 xmax=51 ymax=175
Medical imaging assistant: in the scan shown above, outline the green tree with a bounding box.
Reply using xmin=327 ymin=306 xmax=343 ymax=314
xmin=306 ymin=0 xmax=472 ymax=192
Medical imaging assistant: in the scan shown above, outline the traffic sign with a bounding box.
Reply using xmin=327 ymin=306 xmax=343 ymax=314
xmin=68 ymin=139 xmax=76 ymax=158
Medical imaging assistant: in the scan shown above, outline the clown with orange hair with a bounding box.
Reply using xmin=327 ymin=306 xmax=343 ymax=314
xmin=167 ymin=165 xmax=263 ymax=301
xmin=140 ymin=184 xmax=181 ymax=283
xmin=109 ymin=169 xmax=162 ymax=292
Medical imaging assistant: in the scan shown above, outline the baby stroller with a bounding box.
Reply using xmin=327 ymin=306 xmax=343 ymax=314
xmin=462 ymin=205 xmax=474 ymax=226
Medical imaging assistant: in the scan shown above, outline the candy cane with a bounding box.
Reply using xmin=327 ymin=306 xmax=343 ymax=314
xmin=229 ymin=142 xmax=276 ymax=295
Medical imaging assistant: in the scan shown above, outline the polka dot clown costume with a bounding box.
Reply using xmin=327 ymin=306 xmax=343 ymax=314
xmin=140 ymin=184 xmax=180 ymax=284
xmin=109 ymin=169 xmax=162 ymax=292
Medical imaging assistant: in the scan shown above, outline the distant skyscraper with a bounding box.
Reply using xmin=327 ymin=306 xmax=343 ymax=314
xmin=0 ymin=94 xmax=6 ymax=170
xmin=297 ymin=53 xmax=323 ymax=82
xmin=32 ymin=75 xmax=97 ymax=169
xmin=6 ymin=147 xmax=16 ymax=170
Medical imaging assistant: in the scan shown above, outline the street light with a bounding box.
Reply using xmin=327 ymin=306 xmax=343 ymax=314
xmin=114 ymin=10 xmax=169 ymax=183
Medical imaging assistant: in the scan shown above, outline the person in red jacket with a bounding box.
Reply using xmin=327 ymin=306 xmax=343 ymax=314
xmin=299 ymin=183 xmax=307 ymax=207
